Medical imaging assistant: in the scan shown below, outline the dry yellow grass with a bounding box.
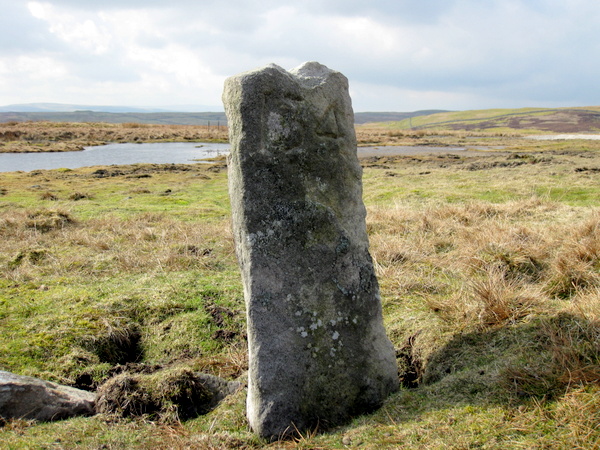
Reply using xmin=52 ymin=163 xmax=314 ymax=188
xmin=0 ymin=121 xmax=228 ymax=152
xmin=355 ymin=124 xmax=529 ymax=147
xmin=367 ymin=196 xmax=600 ymax=397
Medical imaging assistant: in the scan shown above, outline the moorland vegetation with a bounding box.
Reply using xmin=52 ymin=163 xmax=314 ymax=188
xmin=0 ymin=113 xmax=599 ymax=448
xmin=0 ymin=121 xmax=228 ymax=153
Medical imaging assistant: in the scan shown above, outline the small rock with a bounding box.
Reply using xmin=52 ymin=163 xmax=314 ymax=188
xmin=0 ymin=371 xmax=96 ymax=421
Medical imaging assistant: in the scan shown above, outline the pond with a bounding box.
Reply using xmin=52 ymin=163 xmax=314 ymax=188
xmin=0 ymin=142 xmax=230 ymax=173
xmin=0 ymin=142 xmax=507 ymax=173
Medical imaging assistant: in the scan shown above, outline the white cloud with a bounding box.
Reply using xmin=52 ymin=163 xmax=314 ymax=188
xmin=350 ymin=81 xmax=486 ymax=112
xmin=2 ymin=0 xmax=600 ymax=110
xmin=28 ymin=2 xmax=112 ymax=54
xmin=16 ymin=55 xmax=68 ymax=78
xmin=26 ymin=1 xmax=46 ymax=19
xmin=331 ymin=16 xmax=400 ymax=57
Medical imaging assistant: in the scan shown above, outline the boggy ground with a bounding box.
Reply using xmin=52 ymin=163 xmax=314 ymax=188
xmin=0 ymin=136 xmax=600 ymax=448
xmin=0 ymin=121 xmax=228 ymax=153
xmin=0 ymin=120 xmax=538 ymax=153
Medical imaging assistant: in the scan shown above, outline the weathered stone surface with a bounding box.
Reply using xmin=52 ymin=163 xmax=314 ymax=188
xmin=195 ymin=372 xmax=243 ymax=410
xmin=0 ymin=370 xmax=96 ymax=421
xmin=223 ymin=62 xmax=399 ymax=439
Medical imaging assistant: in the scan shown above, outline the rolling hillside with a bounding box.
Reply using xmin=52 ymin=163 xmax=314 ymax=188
xmin=0 ymin=111 xmax=228 ymax=126
xmin=371 ymin=106 xmax=600 ymax=133
xmin=0 ymin=110 xmax=446 ymax=126
xmin=2 ymin=106 xmax=600 ymax=133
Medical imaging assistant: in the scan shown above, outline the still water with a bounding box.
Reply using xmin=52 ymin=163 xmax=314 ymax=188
xmin=0 ymin=142 xmax=230 ymax=173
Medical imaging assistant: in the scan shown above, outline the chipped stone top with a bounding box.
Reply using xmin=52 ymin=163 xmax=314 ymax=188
xmin=234 ymin=61 xmax=342 ymax=88
xmin=289 ymin=61 xmax=342 ymax=88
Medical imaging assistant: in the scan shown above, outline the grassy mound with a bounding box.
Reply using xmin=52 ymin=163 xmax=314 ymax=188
xmin=96 ymin=367 xmax=213 ymax=421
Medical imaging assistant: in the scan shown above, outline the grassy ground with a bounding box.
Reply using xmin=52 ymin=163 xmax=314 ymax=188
xmin=0 ymin=132 xmax=600 ymax=448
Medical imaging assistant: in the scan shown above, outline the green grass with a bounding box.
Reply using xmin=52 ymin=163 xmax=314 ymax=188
xmin=1 ymin=142 xmax=600 ymax=448
xmin=363 ymin=150 xmax=600 ymax=208
xmin=3 ymin=162 xmax=230 ymax=221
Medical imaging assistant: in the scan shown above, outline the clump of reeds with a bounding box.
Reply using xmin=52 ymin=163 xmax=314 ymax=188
xmin=544 ymin=214 xmax=600 ymax=298
xmin=39 ymin=191 xmax=59 ymax=201
xmin=24 ymin=209 xmax=77 ymax=233
xmin=68 ymin=192 xmax=93 ymax=201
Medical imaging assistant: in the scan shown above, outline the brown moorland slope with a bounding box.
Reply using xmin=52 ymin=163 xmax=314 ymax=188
xmin=360 ymin=106 xmax=600 ymax=134
xmin=446 ymin=108 xmax=600 ymax=133
xmin=0 ymin=122 xmax=228 ymax=153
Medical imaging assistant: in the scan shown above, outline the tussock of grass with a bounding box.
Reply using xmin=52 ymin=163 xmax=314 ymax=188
xmin=25 ymin=208 xmax=76 ymax=232
xmin=82 ymin=317 xmax=142 ymax=365
xmin=428 ymin=267 xmax=544 ymax=329
xmin=545 ymin=214 xmax=600 ymax=298
xmin=499 ymin=313 xmax=600 ymax=400
xmin=96 ymin=367 xmax=213 ymax=422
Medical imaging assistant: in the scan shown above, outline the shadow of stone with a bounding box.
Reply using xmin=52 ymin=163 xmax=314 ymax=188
xmin=385 ymin=312 xmax=600 ymax=423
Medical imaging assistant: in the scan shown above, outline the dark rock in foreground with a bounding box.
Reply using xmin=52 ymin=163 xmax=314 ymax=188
xmin=0 ymin=370 xmax=96 ymax=421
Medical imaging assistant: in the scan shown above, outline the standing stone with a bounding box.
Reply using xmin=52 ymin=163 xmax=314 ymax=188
xmin=223 ymin=62 xmax=398 ymax=439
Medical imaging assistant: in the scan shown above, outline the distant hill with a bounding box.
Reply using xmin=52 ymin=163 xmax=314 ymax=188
xmin=353 ymin=110 xmax=449 ymax=124
xmin=0 ymin=108 xmax=447 ymax=126
xmin=0 ymin=103 xmax=223 ymax=114
xmin=0 ymin=103 xmax=167 ymax=113
xmin=0 ymin=111 xmax=228 ymax=126
xmin=382 ymin=106 xmax=600 ymax=133
xmin=5 ymin=106 xmax=597 ymax=132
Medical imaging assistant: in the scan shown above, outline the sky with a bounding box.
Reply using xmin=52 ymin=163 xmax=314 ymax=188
xmin=1 ymin=0 xmax=599 ymax=112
